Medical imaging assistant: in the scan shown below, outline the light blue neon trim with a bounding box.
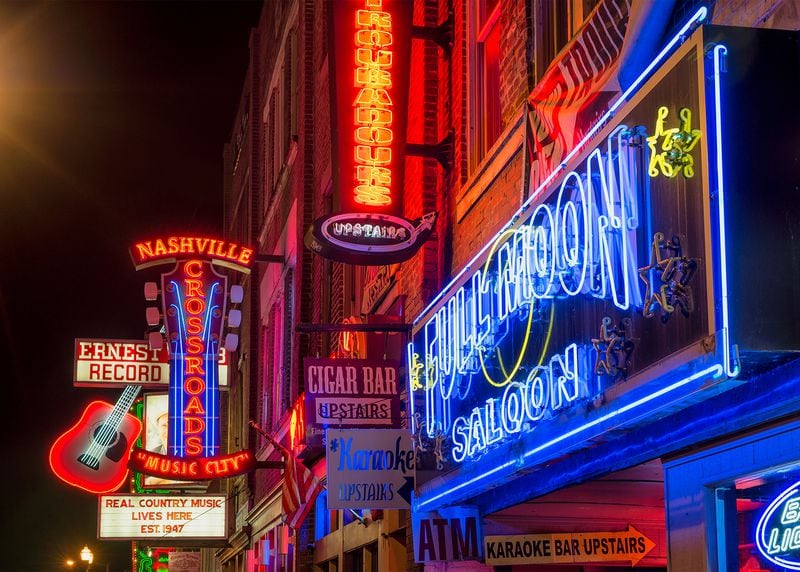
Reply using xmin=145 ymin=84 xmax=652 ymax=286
xmin=711 ymin=45 xmax=739 ymax=378
xmin=412 ymin=6 xmax=708 ymax=328
xmin=417 ymin=364 xmax=724 ymax=509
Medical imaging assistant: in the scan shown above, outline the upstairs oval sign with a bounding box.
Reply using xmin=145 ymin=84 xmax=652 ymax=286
xmin=756 ymin=480 xmax=800 ymax=570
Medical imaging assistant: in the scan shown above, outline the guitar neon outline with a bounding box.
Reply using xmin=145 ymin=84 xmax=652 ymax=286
xmin=49 ymin=385 xmax=142 ymax=494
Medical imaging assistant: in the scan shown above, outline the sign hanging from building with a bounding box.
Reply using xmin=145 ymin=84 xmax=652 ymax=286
xmin=325 ymin=428 xmax=414 ymax=509
xmin=73 ymin=338 xmax=230 ymax=388
xmin=304 ymin=358 xmax=402 ymax=447
xmin=129 ymin=235 xmax=252 ymax=479
xmin=305 ymin=0 xmax=436 ymax=264
xmin=485 ymin=528 xmax=655 ymax=567
xmin=412 ymin=507 xmax=482 ymax=563
xmin=98 ymin=494 xmax=227 ymax=540
xmin=409 ymin=20 xmax=740 ymax=511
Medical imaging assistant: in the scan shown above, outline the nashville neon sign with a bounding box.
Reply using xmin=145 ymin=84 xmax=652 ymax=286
xmin=353 ymin=0 xmax=395 ymax=207
xmin=130 ymin=236 xmax=253 ymax=481
xmin=413 ymin=125 xmax=642 ymax=461
xmin=131 ymin=236 xmax=253 ymax=272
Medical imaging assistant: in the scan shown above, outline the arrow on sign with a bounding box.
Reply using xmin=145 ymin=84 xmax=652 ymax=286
xmin=397 ymin=476 xmax=414 ymax=506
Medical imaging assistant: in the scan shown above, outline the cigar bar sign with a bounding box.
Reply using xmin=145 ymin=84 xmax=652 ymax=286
xmin=98 ymin=494 xmax=226 ymax=540
xmin=73 ymin=338 xmax=230 ymax=388
xmin=304 ymin=358 xmax=402 ymax=446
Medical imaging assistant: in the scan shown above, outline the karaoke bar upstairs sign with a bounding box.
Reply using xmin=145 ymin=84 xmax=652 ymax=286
xmin=305 ymin=0 xmax=436 ymax=264
xmin=129 ymin=235 xmax=254 ymax=480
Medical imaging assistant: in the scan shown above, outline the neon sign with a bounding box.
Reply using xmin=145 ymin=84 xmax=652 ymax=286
xmin=306 ymin=0 xmax=432 ymax=264
xmin=131 ymin=236 xmax=253 ymax=273
xmin=409 ymin=11 xmax=745 ymax=513
xmin=646 ymin=106 xmax=702 ymax=178
xmin=130 ymin=236 xmax=253 ymax=481
xmin=354 ymin=0 xmax=394 ymax=207
xmin=163 ymin=260 xmax=224 ymax=457
xmin=756 ymin=480 xmax=800 ymax=570
xmin=414 ymin=126 xmax=642 ymax=459
xmin=129 ymin=448 xmax=255 ymax=481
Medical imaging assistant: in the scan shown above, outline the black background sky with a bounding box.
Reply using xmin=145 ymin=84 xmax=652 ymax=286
xmin=0 ymin=2 xmax=262 ymax=570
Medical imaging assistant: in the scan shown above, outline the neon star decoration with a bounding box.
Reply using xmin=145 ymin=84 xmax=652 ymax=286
xmin=647 ymin=106 xmax=702 ymax=178
xmin=591 ymin=317 xmax=634 ymax=380
xmin=638 ymin=233 xmax=699 ymax=322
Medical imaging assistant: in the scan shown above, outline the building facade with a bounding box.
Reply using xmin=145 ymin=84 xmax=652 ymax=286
xmin=218 ymin=1 xmax=800 ymax=571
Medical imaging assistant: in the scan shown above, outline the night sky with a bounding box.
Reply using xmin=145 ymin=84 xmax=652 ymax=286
xmin=0 ymin=2 xmax=262 ymax=570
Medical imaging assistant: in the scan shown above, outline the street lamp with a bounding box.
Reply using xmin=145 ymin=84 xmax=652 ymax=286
xmin=80 ymin=546 xmax=93 ymax=571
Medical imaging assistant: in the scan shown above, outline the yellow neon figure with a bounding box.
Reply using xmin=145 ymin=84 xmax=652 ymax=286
xmin=646 ymin=106 xmax=702 ymax=178
xmin=410 ymin=352 xmax=424 ymax=391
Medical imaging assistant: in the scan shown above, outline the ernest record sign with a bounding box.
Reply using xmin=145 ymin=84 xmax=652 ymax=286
xmin=326 ymin=428 xmax=414 ymax=510
xmin=304 ymin=358 xmax=402 ymax=446
xmin=74 ymin=338 xmax=230 ymax=388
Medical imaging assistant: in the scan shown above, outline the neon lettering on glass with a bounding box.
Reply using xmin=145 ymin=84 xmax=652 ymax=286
xmin=416 ymin=126 xmax=641 ymax=452
xmin=131 ymin=236 xmax=254 ymax=272
xmin=353 ymin=0 xmax=395 ymax=207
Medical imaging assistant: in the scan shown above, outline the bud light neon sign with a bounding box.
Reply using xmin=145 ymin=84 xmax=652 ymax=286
xmin=756 ymin=480 xmax=800 ymax=570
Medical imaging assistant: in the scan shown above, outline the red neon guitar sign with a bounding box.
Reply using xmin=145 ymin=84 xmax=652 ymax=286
xmin=49 ymin=385 xmax=142 ymax=494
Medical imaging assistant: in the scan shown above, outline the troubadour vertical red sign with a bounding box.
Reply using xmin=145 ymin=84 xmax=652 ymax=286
xmin=306 ymin=0 xmax=436 ymax=264
xmin=334 ymin=0 xmax=412 ymax=217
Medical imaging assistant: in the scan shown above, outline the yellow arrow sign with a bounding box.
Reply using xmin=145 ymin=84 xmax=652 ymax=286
xmin=485 ymin=525 xmax=656 ymax=566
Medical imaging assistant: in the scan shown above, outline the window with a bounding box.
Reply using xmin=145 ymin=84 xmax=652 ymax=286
xmin=263 ymin=27 xmax=298 ymax=211
xmin=471 ymin=0 xmax=502 ymax=168
xmin=716 ymin=468 xmax=800 ymax=571
xmin=261 ymin=268 xmax=294 ymax=430
xmin=535 ymin=0 xmax=601 ymax=82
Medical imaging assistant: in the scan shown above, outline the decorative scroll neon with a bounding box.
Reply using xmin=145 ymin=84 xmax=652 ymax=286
xmin=647 ymin=106 xmax=702 ymax=178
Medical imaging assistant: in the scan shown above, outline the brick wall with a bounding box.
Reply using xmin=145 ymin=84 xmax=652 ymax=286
xmin=712 ymin=0 xmax=799 ymax=27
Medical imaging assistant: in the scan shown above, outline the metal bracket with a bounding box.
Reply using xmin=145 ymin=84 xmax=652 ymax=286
xmin=411 ymin=11 xmax=453 ymax=54
xmin=254 ymin=461 xmax=284 ymax=470
xmin=255 ymin=254 xmax=284 ymax=264
xmin=407 ymin=129 xmax=453 ymax=172
xmin=296 ymin=322 xmax=411 ymax=334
